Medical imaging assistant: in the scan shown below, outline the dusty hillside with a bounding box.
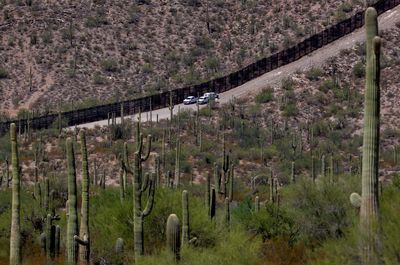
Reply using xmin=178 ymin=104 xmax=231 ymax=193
xmin=0 ymin=0 xmax=366 ymax=116
xmin=239 ymin=25 xmax=400 ymax=166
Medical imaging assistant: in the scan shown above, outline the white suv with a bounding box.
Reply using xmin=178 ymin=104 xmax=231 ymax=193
xmin=203 ymin=92 xmax=219 ymax=100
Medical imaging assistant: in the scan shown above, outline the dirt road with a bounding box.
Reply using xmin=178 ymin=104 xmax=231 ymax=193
xmin=76 ymin=5 xmax=400 ymax=129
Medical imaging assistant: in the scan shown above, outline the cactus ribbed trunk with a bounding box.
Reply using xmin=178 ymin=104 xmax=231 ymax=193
xmin=55 ymin=225 xmax=61 ymax=256
xmin=78 ymin=131 xmax=90 ymax=265
xmin=311 ymin=156 xmax=316 ymax=183
xmin=9 ymin=123 xmax=21 ymax=265
xmin=123 ymin=142 xmax=128 ymax=194
xmin=213 ymin=163 xmax=220 ymax=194
xmin=182 ymin=190 xmax=189 ymax=245
xmin=360 ymin=7 xmax=381 ymax=265
xmin=134 ymin=213 xmax=144 ymax=258
xmin=174 ymin=138 xmax=181 ymax=188
xmin=66 ymin=138 xmax=79 ymax=265
xmin=209 ymin=188 xmax=216 ymax=220
xmin=229 ymin=165 xmax=234 ymax=202
xmin=291 ymin=161 xmax=295 ymax=183
xmin=225 ymin=197 xmax=230 ymax=226
xmin=206 ymin=173 xmax=211 ymax=208
xmin=166 ymin=214 xmax=181 ymax=262
xmin=45 ymin=214 xmax=53 ymax=258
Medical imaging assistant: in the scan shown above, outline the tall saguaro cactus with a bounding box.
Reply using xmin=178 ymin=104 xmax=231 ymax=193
xmin=123 ymin=133 xmax=155 ymax=262
xmin=66 ymin=138 xmax=79 ymax=265
xmin=224 ymin=197 xmax=230 ymax=226
xmin=213 ymin=163 xmax=220 ymax=194
xmin=350 ymin=7 xmax=382 ymax=265
xmin=76 ymin=131 xmax=90 ymax=265
xmin=209 ymin=188 xmax=216 ymax=220
xmin=182 ymin=190 xmax=190 ymax=245
xmin=228 ymin=164 xmax=234 ymax=202
xmin=174 ymin=137 xmax=181 ymax=188
xmin=221 ymin=134 xmax=230 ymax=195
xmin=9 ymin=123 xmax=21 ymax=265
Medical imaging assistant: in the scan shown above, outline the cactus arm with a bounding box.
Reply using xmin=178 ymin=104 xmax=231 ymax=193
xmin=224 ymin=168 xmax=230 ymax=185
xmin=141 ymin=135 xmax=152 ymax=162
xmin=141 ymin=173 xmax=150 ymax=193
xmin=74 ymin=235 xmax=89 ymax=246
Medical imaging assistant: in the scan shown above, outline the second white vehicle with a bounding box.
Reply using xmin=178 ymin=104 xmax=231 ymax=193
xmin=197 ymin=96 xmax=209 ymax=105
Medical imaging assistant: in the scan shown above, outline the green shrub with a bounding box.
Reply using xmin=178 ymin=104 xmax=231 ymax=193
xmin=306 ymin=67 xmax=323 ymax=81
xmin=93 ymin=72 xmax=108 ymax=85
xmin=340 ymin=2 xmax=353 ymax=13
xmin=233 ymin=199 xmax=298 ymax=243
xmin=255 ymin=87 xmax=274 ymax=104
xmin=0 ymin=67 xmax=8 ymax=79
xmin=85 ymin=16 xmax=108 ymax=28
xmin=282 ymin=103 xmax=298 ymax=117
xmin=281 ymin=77 xmax=293 ymax=91
xmin=101 ymin=59 xmax=119 ymax=72
xmin=352 ymin=62 xmax=364 ymax=78
xmin=284 ymin=178 xmax=357 ymax=246
xmin=393 ymin=174 xmax=400 ymax=189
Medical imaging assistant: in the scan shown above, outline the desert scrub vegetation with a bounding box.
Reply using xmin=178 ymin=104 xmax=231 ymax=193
xmin=0 ymin=67 xmax=8 ymax=79
xmin=255 ymin=87 xmax=274 ymax=104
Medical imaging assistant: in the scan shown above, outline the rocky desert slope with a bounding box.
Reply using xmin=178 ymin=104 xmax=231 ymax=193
xmin=0 ymin=0 xmax=366 ymax=116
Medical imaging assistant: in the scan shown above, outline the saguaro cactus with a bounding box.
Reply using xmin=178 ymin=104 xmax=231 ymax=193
xmin=55 ymin=225 xmax=61 ymax=256
xmin=182 ymin=190 xmax=189 ymax=245
xmin=166 ymin=214 xmax=181 ymax=262
xmin=174 ymin=137 xmax=181 ymax=188
xmin=254 ymin=196 xmax=260 ymax=212
xmin=291 ymin=161 xmax=296 ymax=183
xmin=76 ymin=130 xmax=90 ymax=265
xmin=155 ymin=154 xmax=161 ymax=187
xmin=224 ymin=197 xmax=230 ymax=225
xmin=45 ymin=213 xmax=60 ymax=258
xmin=213 ymin=163 xmax=220 ymax=194
xmin=168 ymin=92 xmax=174 ymax=144
xmin=269 ymin=171 xmax=275 ymax=204
xmin=350 ymin=7 xmax=382 ymax=265
xmin=209 ymin=188 xmax=216 ymax=220
xmin=123 ymin=133 xmax=155 ymax=262
xmin=122 ymin=142 xmax=129 ymax=196
xmin=115 ymin=238 xmax=124 ymax=254
xmin=5 ymin=157 xmax=12 ymax=188
xmin=9 ymin=123 xmax=21 ymax=265
xmin=66 ymin=138 xmax=79 ymax=265
xmin=311 ymin=155 xmax=316 ymax=183
xmin=221 ymin=134 xmax=230 ymax=195
xmin=229 ymin=164 xmax=234 ymax=202
xmin=206 ymin=173 xmax=211 ymax=208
